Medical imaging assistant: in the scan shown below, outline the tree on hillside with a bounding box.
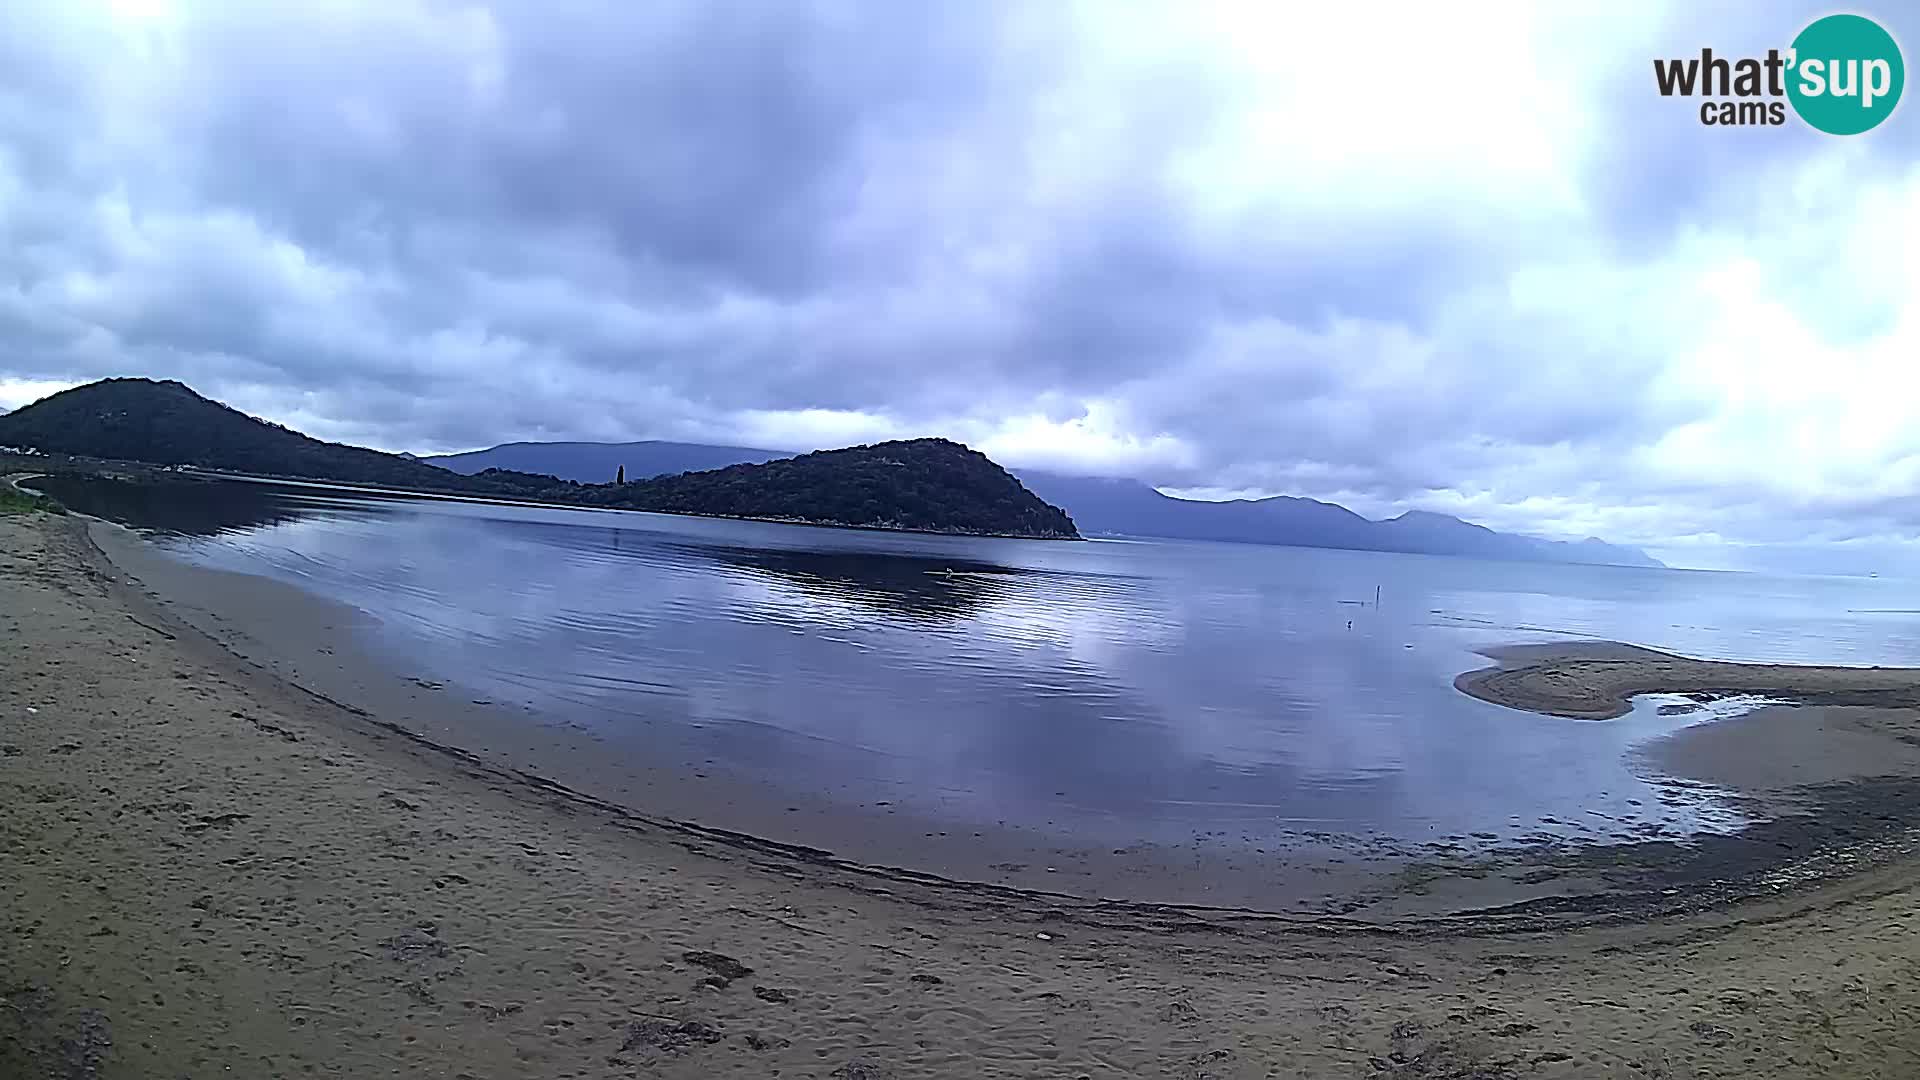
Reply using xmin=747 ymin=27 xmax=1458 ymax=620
xmin=616 ymin=464 xmax=625 ymax=484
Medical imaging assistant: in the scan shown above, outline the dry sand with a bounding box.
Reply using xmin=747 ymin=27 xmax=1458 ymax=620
xmin=10 ymin=511 xmax=1920 ymax=1077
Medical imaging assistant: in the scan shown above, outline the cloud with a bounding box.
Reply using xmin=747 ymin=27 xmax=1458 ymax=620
xmin=0 ymin=0 xmax=1916 ymax=570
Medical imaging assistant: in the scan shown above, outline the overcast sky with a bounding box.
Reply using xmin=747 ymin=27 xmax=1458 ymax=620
xmin=1 ymin=2 xmax=1915 ymax=571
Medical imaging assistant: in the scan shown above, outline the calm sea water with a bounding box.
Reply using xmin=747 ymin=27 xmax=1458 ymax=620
xmin=40 ymin=474 xmax=1920 ymax=853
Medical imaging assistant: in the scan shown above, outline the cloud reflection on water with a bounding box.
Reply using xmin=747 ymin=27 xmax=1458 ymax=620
xmin=46 ymin=474 xmax=1920 ymax=849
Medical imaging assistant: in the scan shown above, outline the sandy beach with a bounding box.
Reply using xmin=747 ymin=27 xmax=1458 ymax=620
xmin=1455 ymin=641 xmax=1920 ymax=721
xmin=11 ymin=510 xmax=1920 ymax=1077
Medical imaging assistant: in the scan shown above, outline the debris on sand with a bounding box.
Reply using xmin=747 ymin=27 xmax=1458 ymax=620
xmin=681 ymin=949 xmax=753 ymax=985
xmin=381 ymin=927 xmax=452 ymax=965
xmin=619 ymin=1017 xmax=723 ymax=1053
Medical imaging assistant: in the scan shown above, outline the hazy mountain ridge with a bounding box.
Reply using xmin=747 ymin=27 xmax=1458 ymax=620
xmin=431 ymin=440 xmax=786 ymax=482
xmin=431 ymin=440 xmax=1664 ymax=568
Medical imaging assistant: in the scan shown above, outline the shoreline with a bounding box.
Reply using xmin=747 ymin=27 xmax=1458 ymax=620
xmin=57 ymin=499 xmax=1920 ymax=923
xmin=10 ymin=457 xmax=1083 ymax=541
xmin=12 ymin=512 xmax=1920 ymax=1073
xmin=85 ymin=514 xmax=1402 ymax=915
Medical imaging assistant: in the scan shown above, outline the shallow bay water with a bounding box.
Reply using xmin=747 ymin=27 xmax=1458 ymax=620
xmin=38 ymin=473 xmax=1920 ymax=878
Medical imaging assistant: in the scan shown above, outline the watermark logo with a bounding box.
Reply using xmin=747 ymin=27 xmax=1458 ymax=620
xmin=1654 ymin=12 xmax=1904 ymax=134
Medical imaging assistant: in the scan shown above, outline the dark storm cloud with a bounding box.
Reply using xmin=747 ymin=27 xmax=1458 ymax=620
xmin=172 ymin=4 xmax=1022 ymax=295
xmin=0 ymin=1 xmax=1915 ymax=569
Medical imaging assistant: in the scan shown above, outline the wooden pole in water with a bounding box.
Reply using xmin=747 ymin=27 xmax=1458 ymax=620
xmin=1375 ymin=584 xmax=1381 ymax=609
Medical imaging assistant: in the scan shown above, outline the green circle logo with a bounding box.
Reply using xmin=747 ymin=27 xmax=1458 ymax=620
xmin=1788 ymin=14 xmax=1904 ymax=135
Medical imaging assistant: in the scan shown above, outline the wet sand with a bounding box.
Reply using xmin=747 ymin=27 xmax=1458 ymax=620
xmin=12 ymin=512 xmax=1920 ymax=1075
xmin=1456 ymin=641 xmax=1920 ymax=720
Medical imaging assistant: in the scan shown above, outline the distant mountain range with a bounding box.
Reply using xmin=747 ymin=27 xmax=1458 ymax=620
xmin=0 ymin=378 xmax=1659 ymax=564
xmin=428 ymin=441 xmax=1665 ymax=568
xmin=432 ymin=440 xmax=786 ymax=480
xmin=0 ymin=379 xmax=1077 ymax=539
xmin=1013 ymin=474 xmax=1665 ymax=568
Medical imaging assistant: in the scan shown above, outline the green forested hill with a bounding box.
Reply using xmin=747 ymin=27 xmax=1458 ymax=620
xmin=582 ymin=438 xmax=1079 ymax=538
xmin=0 ymin=379 xmax=487 ymax=491
xmin=0 ymin=379 xmax=1076 ymax=538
